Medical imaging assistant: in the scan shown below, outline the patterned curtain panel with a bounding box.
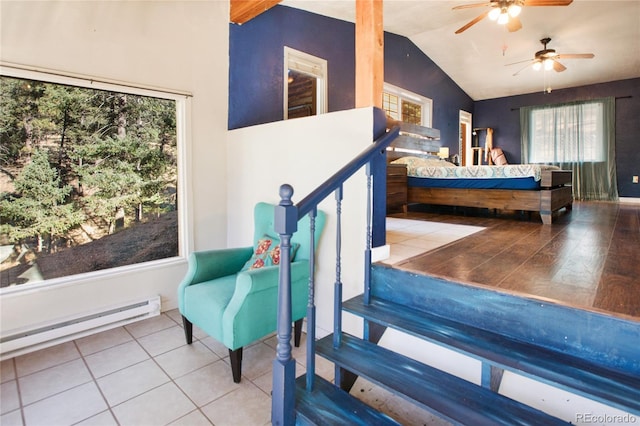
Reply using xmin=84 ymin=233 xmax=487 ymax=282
xmin=520 ymin=97 xmax=617 ymax=201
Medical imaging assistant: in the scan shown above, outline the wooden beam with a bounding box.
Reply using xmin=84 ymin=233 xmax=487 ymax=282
xmin=355 ymin=0 xmax=384 ymax=108
xmin=230 ymin=0 xmax=281 ymax=25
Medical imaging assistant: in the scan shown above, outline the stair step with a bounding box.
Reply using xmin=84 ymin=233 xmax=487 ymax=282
xmin=343 ymin=295 xmax=640 ymax=415
xmin=316 ymin=333 xmax=567 ymax=425
xmin=294 ymin=374 xmax=400 ymax=425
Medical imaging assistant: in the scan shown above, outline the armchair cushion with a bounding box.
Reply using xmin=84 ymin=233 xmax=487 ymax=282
xmin=181 ymin=274 xmax=237 ymax=339
xmin=241 ymin=234 xmax=300 ymax=271
xmin=181 ymin=259 xmax=309 ymax=350
xmin=223 ymin=260 xmax=310 ymax=348
xmin=177 ymin=246 xmax=253 ymax=314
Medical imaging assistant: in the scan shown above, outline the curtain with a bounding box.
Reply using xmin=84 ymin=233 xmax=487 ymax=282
xmin=520 ymin=97 xmax=617 ymax=201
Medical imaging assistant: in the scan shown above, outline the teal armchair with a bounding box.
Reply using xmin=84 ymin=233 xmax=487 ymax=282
xmin=178 ymin=202 xmax=326 ymax=383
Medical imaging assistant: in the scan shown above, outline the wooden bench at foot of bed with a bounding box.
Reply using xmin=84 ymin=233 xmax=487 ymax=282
xmin=407 ymin=170 xmax=573 ymax=225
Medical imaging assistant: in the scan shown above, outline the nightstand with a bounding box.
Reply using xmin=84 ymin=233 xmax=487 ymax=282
xmin=387 ymin=163 xmax=407 ymax=213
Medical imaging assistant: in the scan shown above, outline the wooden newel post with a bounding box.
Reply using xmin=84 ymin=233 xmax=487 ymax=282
xmin=272 ymin=184 xmax=298 ymax=426
xmin=355 ymin=0 xmax=383 ymax=108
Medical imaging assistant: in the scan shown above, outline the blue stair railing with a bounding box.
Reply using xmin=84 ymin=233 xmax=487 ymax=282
xmin=271 ymin=118 xmax=400 ymax=426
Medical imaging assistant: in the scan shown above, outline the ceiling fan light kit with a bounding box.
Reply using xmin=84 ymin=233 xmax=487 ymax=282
xmin=507 ymin=37 xmax=594 ymax=76
xmin=508 ymin=4 xmax=522 ymax=17
xmin=452 ymin=0 xmax=596 ymax=94
xmin=497 ymin=11 xmax=510 ymax=25
xmin=453 ymin=0 xmax=573 ymax=34
xmin=490 ymin=2 xmax=522 ymax=22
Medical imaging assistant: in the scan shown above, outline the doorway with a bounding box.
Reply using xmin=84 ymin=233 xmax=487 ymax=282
xmin=459 ymin=110 xmax=472 ymax=166
xmin=284 ymin=47 xmax=327 ymax=120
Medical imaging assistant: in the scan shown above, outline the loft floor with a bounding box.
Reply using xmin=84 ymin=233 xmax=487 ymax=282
xmin=383 ymin=201 xmax=640 ymax=320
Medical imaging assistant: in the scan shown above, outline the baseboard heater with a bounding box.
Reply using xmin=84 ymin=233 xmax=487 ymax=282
xmin=0 ymin=295 xmax=161 ymax=360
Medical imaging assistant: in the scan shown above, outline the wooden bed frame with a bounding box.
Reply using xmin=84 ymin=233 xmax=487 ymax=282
xmin=405 ymin=169 xmax=573 ymax=224
xmin=386 ymin=121 xmax=573 ymax=224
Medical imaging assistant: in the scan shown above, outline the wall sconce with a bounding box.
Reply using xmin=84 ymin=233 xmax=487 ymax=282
xmin=438 ymin=147 xmax=450 ymax=159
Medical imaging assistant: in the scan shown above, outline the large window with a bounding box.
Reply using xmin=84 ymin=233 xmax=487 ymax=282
xmin=382 ymin=83 xmax=432 ymax=127
xmin=526 ymin=100 xmax=606 ymax=163
xmin=521 ymin=97 xmax=617 ymax=201
xmin=0 ymin=68 xmax=188 ymax=289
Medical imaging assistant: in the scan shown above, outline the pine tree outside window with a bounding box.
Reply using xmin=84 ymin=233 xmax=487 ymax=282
xmin=0 ymin=69 xmax=188 ymax=289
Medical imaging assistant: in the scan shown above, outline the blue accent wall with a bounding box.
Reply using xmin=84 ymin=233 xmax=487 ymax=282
xmin=229 ymin=6 xmax=355 ymax=130
xmin=228 ymin=5 xmax=639 ymax=198
xmin=474 ymin=79 xmax=640 ymax=197
xmin=384 ymin=32 xmax=474 ymax=153
xmin=229 ymin=5 xmax=474 ymax=156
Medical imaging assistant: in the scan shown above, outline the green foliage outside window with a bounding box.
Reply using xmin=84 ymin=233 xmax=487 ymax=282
xmin=0 ymin=76 xmax=178 ymax=287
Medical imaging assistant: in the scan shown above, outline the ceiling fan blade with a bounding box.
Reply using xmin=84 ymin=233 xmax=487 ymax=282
xmin=455 ymin=10 xmax=490 ymax=34
xmin=556 ymin=53 xmax=595 ymax=59
xmin=505 ymin=58 xmax=534 ymax=66
xmin=553 ymin=60 xmax=567 ymax=72
xmin=452 ymin=2 xmax=493 ymax=10
xmin=513 ymin=61 xmax=536 ymax=76
xmin=523 ymin=0 xmax=573 ymax=6
xmin=507 ymin=16 xmax=522 ymax=32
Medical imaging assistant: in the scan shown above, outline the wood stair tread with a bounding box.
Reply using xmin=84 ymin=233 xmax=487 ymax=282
xmin=343 ymin=295 xmax=640 ymax=415
xmin=316 ymin=333 xmax=567 ymax=425
xmin=294 ymin=374 xmax=400 ymax=425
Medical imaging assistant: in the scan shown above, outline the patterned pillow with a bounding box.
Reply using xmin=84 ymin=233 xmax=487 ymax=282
xmin=491 ymin=148 xmax=508 ymax=165
xmin=242 ymin=235 xmax=300 ymax=271
xmin=391 ymin=156 xmax=456 ymax=168
xmin=391 ymin=156 xmax=457 ymax=175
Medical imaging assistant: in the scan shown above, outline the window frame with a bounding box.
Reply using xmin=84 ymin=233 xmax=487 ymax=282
xmin=526 ymin=100 xmax=606 ymax=164
xmin=383 ymin=82 xmax=433 ymax=127
xmin=283 ymin=47 xmax=328 ymax=120
xmin=0 ymin=64 xmax=192 ymax=295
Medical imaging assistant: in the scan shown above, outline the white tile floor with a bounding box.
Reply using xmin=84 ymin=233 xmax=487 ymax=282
xmin=0 ymin=310 xmax=283 ymax=426
xmin=0 ymin=219 xmax=474 ymax=426
xmin=383 ymin=217 xmax=485 ymax=265
xmin=1 ymin=310 xmax=445 ymax=426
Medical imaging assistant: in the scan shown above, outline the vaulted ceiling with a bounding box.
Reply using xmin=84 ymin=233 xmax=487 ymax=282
xmin=280 ymin=0 xmax=640 ymax=100
xmin=230 ymin=0 xmax=282 ymax=24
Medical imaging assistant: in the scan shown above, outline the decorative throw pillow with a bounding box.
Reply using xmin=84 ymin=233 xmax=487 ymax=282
xmin=491 ymin=148 xmax=508 ymax=166
xmin=242 ymin=235 xmax=300 ymax=271
xmin=391 ymin=156 xmax=456 ymax=169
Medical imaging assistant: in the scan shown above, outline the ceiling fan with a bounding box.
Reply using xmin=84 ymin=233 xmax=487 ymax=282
xmin=453 ymin=0 xmax=573 ymax=34
xmin=507 ymin=37 xmax=595 ymax=76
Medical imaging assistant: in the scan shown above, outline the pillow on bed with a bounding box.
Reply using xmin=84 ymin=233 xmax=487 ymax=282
xmin=391 ymin=156 xmax=456 ymax=169
xmin=490 ymin=148 xmax=508 ymax=166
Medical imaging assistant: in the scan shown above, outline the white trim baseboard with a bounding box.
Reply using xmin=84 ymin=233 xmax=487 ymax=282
xmin=372 ymin=244 xmax=391 ymax=263
xmin=619 ymin=197 xmax=640 ymax=205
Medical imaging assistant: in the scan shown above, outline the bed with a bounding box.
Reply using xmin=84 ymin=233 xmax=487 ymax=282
xmin=386 ymin=122 xmax=573 ymax=224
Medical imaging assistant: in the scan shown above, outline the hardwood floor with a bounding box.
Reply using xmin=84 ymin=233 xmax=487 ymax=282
xmin=387 ymin=201 xmax=640 ymax=320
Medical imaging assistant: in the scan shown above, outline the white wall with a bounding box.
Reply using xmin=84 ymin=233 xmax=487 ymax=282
xmin=0 ymin=0 xmax=228 ymax=332
xmin=227 ymin=108 xmax=378 ymax=336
